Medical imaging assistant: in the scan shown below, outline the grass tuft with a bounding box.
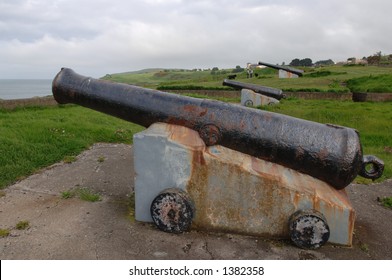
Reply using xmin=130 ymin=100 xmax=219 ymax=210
xmin=61 ymin=190 xmax=75 ymax=199
xmin=0 ymin=228 xmax=10 ymax=237
xmin=63 ymin=155 xmax=77 ymax=164
xmin=97 ymin=156 xmax=105 ymax=163
xmin=77 ymin=188 xmax=101 ymax=202
xmin=379 ymin=197 xmax=392 ymax=209
xmin=16 ymin=220 xmax=29 ymax=230
xmin=60 ymin=187 xmax=101 ymax=202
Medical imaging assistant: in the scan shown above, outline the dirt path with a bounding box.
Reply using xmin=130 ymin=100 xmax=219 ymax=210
xmin=1 ymin=143 xmax=391 ymax=260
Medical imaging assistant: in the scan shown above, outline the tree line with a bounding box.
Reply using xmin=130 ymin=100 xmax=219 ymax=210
xmin=289 ymin=51 xmax=392 ymax=67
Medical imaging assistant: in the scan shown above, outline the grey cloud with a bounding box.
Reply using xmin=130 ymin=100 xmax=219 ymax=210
xmin=0 ymin=0 xmax=391 ymax=78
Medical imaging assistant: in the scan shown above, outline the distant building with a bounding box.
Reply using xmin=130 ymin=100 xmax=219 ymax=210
xmin=346 ymin=57 xmax=368 ymax=65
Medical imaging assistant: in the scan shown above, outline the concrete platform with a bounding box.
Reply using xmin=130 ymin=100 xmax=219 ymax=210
xmin=1 ymin=143 xmax=391 ymax=259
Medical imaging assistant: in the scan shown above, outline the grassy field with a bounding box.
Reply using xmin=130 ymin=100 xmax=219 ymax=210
xmin=102 ymin=65 xmax=392 ymax=93
xmin=1 ymin=97 xmax=390 ymax=189
xmin=0 ymin=105 xmax=143 ymax=189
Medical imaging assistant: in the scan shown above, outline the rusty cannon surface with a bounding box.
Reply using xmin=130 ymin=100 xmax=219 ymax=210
xmin=222 ymin=78 xmax=285 ymax=100
xmin=52 ymin=68 xmax=384 ymax=190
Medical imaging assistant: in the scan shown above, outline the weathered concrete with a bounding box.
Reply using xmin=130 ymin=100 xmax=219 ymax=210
xmin=133 ymin=123 xmax=354 ymax=246
xmin=134 ymin=124 xmax=204 ymax=222
xmin=279 ymin=69 xmax=299 ymax=78
xmin=240 ymin=89 xmax=279 ymax=107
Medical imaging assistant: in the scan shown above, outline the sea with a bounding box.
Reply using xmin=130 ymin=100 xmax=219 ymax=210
xmin=0 ymin=79 xmax=52 ymax=100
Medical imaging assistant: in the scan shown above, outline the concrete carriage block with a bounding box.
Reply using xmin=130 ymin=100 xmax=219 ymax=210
xmin=240 ymin=89 xmax=279 ymax=107
xmin=133 ymin=123 xmax=355 ymax=246
xmin=133 ymin=123 xmax=204 ymax=222
xmin=279 ymin=69 xmax=299 ymax=78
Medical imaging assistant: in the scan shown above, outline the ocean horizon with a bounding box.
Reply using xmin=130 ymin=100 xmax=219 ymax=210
xmin=0 ymin=79 xmax=52 ymax=100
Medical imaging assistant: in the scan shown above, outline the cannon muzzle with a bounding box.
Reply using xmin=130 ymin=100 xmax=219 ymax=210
xmin=52 ymin=68 xmax=384 ymax=189
xmin=222 ymin=79 xmax=285 ymax=100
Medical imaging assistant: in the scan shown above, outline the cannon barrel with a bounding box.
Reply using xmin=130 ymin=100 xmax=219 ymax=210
xmin=258 ymin=61 xmax=304 ymax=77
xmin=222 ymin=79 xmax=285 ymax=100
xmin=52 ymin=68 xmax=384 ymax=189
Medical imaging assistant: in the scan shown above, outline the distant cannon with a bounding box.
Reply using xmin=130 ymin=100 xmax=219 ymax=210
xmin=52 ymin=68 xmax=384 ymax=190
xmin=258 ymin=61 xmax=304 ymax=77
xmin=222 ymin=79 xmax=285 ymax=100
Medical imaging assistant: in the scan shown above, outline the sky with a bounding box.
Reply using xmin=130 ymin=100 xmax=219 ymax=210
xmin=0 ymin=0 xmax=391 ymax=79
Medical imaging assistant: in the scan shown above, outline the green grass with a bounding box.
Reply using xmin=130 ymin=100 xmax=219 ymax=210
xmin=346 ymin=74 xmax=392 ymax=93
xmin=0 ymin=105 xmax=143 ymax=189
xmin=103 ymin=65 xmax=392 ymax=93
xmin=102 ymin=68 xmax=218 ymax=88
xmin=258 ymin=98 xmax=392 ymax=183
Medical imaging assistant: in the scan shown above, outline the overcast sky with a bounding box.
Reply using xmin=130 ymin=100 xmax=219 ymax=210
xmin=0 ymin=0 xmax=391 ymax=78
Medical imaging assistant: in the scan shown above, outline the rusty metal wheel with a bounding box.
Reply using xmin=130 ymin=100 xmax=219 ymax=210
xmin=150 ymin=188 xmax=194 ymax=234
xmin=289 ymin=209 xmax=330 ymax=249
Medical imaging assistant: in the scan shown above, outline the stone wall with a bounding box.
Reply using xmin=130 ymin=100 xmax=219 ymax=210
xmin=168 ymin=90 xmax=239 ymax=99
xmin=170 ymin=90 xmax=353 ymax=100
xmin=0 ymin=96 xmax=58 ymax=109
xmin=170 ymin=90 xmax=392 ymax=102
xmin=352 ymin=92 xmax=392 ymax=102
xmin=284 ymin=92 xmax=352 ymax=100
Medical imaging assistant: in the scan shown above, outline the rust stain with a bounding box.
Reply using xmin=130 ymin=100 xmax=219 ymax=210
xmin=187 ymin=148 xmax=299 ymax=236
xmin=167 ymin=124 xmax=356 ymax=244
xmin=317 ymin=147 xmax=330 ymax=161
xmin=295 ymin=147 xmax=305 ymax=160
xmin=183 ymin=104 xmax=208 ymax=117
xmin=250 ymin=157 xmax=282 ymax=182
xmin=347 ymin=209 xmax=355 ymax=246
xmin=165 ymin=124 xmax=205 ymax=149
xmin=192 ymin=150 xmax=206 ymax=166
xmin=164 ymin=116 xmax=191 ymax=127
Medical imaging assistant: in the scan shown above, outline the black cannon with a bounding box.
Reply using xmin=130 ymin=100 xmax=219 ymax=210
xmin=258 ymin=61 xmax=304 ymax=77
xmin=52 ymin=68 xmax=384 ymax=190
xmin=222 ymin=79 xmax=285 ymax=100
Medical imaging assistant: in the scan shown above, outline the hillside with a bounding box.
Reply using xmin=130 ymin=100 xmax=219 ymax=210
xmin=102 ymin=65 xmax=392 ymax=93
